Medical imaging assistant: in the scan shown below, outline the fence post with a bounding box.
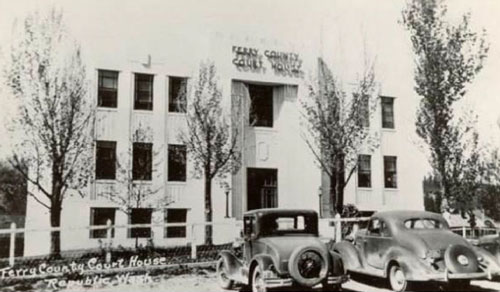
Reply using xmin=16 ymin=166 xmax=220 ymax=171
xmin=462 ymin=226 xmax=466 ymax=238
xmin=105 ymin=219 xmax=112 ymax=263
xmin=191 ymin=224 xmax=197 ymax=260
xmin=9 ymin=222 xmax=16 ymax=267
xmin=335 ymin=214 xmax=342 ymax=243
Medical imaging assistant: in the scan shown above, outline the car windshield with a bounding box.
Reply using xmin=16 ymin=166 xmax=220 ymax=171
xmin=260 ymin=214 xmax=317 ymax=236
xmin=404 ymin=218 xmax=446 ymax=230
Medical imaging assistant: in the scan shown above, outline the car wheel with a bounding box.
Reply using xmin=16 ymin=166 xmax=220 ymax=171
xmin=216 ymin=257 xmax=234 ymax=290
xmin=252 ymin=265 xmax=267 ymax=292
xmin=388 ymin=264 xmax=408 ymax=292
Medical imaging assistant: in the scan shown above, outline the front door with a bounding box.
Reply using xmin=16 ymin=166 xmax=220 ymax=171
xmin=247 ymin=168 xmax=278 ymax=211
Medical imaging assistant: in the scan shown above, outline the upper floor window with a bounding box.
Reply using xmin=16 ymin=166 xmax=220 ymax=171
xmin=90 ymin=207 xmax=116 ymax=238
xmin=134 ymin=74 xmax=154 ymax=110
xmin=168 ymin=145 xmax=186 ymax=182
xmin=381 ymin=96 xmax=395 ymax=129
xmin=164 ymin=208 xmax=187 ymax=238
xmin=355 ymin=94 xmax=370 ymax=128
xmin=133 ymin=142 xmax=153 ymax=181
xmin=249 ymin=84 xmax=273 ymax=127
xmin=98 ymin=70 xmax=118 ymax=108
xmin=358 ymin=155 xmax=371 ymax=188
xmin=96 ymin=141 xmax=116 ymax=180
xmin=384 ymin=156 xmax=397 ymax=189
xmin=169 ymin=77 xmax=187 ymax=113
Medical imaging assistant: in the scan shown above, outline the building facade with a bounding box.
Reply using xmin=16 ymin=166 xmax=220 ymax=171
xmin=23 ymin=5 xmax=427 ymax=256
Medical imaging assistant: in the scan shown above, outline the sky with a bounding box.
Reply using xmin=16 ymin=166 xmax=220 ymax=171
xmin=0 ymin=0 xmax=499 ymax=159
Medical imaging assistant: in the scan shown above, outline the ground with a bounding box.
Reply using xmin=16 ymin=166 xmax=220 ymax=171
xmin=46 ymin=271 xmax=500 ymax=292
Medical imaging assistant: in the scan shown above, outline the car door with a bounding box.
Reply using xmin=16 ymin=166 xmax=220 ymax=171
xmin=364 ymin=218 xmax=392 ymax=269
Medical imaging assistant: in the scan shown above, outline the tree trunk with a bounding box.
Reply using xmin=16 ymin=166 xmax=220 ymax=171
xmin=50 ymin=200 xmax=62 ymax=257
xmin=335 ymin=156 xmax=345 ymax=214
xmin=329 ymin=175 xmax=337 ymax=218
xmin=204 ymin=176 xmax=213 ymax=245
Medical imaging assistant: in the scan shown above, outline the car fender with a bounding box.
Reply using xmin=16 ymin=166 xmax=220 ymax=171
xmin=332 ymin=241 xmax=362 ymax=270
xmin=218 ymin=250 xmax=246 ymax=283
xmin=249 ymin=254 xmax=277 ymax=279
xmin=383 ymin=246 xmax=433 ymax=281
xmin=472 ymin=246 xmax=500 ymax=274
xmin=329 ymin=250 xmax=346 ymax=276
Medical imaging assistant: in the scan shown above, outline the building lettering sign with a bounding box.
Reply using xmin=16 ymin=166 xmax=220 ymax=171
xmin=232 ymin=46 xmax=304 ymax=78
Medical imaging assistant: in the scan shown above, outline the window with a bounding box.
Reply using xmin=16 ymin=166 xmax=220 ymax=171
xmin=96 ymin=141 xmax=116 ymax=180
xmin=133 ymin=143 xmax=153 ymax=181
xmin=404 ymin=218 xmax=444 ymax=230
xmin=165 ymin=209 xmax=187 ymax=238
xmin=169 ymin=77 xmax=187 ymax=113
xmin=384 ymin=156 xmax=397 ymax=189
xmin=98 ymin=70 xmax=118 ymax=108
xmin=129 ymin=208 xmax=152 ymax=238
xmin=249 ymin=84 xmax=273 ymax=127
xmin=168 ymin=145 xmax=186 ymax=182
xmin=358 ymin=155 xmax=371 ymax=188
xmin=134 ymin=74 xmax=154 ymax=110
xmin=381 ymin=96 xmax=394 ymax=129
xmin=90 ymin=208 xmax=116 ymax=238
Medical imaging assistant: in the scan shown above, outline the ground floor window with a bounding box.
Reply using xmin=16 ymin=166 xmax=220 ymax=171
xmin=90 ymin=208 xmax=116 ymax=238
xmin=128 ymin=208 xmax=153 ymax=238
xmin=384 ymin=156 xmax=398 ymax=189
xmin=247 ymin=168 xmax=278 ymax=210
xmin=164 ymin=209 xmax=187 ymax=238
xmin=358 ymin=155 xmax=371 ymax=188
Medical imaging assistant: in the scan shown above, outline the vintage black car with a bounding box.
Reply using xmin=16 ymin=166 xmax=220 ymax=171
xmin=333 ymin=211 xmax=500 ymax=291
xmin=216 ymin=209 xmax=348 ymax=292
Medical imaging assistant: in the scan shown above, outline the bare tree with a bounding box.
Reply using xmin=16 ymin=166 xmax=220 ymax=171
xmin=179 ymin=62 xmax=241 ymax=245
xmin=302 ymin=58 xmax=378 ymax=216
xmin=3 ymin=9 xmax=94 ymax=256
xmin=402 ymin=0 xmax=489 ymax=211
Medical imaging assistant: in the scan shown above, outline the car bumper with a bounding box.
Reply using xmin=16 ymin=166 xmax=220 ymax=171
xmin=424 ymin=268 xmax=498 ymax=282
xmin=263 ymin=275 xmax=349 ymax=288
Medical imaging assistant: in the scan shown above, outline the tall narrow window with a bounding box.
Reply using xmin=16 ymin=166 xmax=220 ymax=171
xmin=90 ymin=208 xmax=116 ymax=238
xmin=165 ymin=209 xmax=187 ymax=238
xmin=98 ymin=70 xmax=118 ymax=108
xmin=96 ymin=141 xmax=116 ymax=180
xmin=168 ymin=145 xmax=187 ymax=182
xmin=358 ymin=155 xmax=371 ymax=188
xmin=249 ymin=84 xmax=273 ymax=127
xmin=133 ymin=143 xmax=153 ymax=181
xmin=129 ymin=208 xmax=152 ymax=238
xmin=384 ymin=156 xmax=397 ymax=189
xmin=381 ymin=96 xmax=395 ymax=129
xmin=134 ymin=74 xmax=154 ymax=110
xmin=169 ymin=77 xmax=187 ymax=113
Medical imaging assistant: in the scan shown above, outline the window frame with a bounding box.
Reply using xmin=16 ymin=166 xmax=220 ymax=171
xmin=128 ymin=208 xmax=153 ymax=238
xmin=168 ymin=76 xmax=188 ymax=113
xmin=95 ymin=141 xmax=116 ymax=180
xmin=357 ymin=154 xmax=372 ymax=188
xmin=381 ymin=96 xmax=395 ymax=129
xmin=164 ymin=208 xmax=188 ymax=238
xmin=98 ymin=70 xmax=119 ymax=108
xmin=132 ymin=142 xmax=153 ymax=181
xmin=383 ymin=156 xmax=398 ymax=189
xmin=248 ymin=84 xmax=274 ymax=128
xmin=168 ymin=144 xmax=187 ymax=182
xmin=89 ymin=207 xmax=116 ymax=239
xmin=134 ymin=73 xmax=154 ymax=111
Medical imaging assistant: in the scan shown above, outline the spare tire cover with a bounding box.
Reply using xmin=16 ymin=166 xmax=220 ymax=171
xmin=288 ymin=246 xmax=329 ymax=287
xmin=444 ymin=244 xmax=479 ymax=274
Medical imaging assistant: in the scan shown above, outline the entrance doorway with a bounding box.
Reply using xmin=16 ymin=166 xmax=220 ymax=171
xmin=247 ymin=168 xmax=278 ymax=211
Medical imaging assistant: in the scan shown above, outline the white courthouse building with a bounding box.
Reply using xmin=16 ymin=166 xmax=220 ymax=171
xmin=22 ymin=0 xmax=428 ymax=256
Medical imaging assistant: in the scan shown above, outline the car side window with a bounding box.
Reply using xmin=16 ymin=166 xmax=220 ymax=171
xmin=244 ymin=216 xmax=253 ymax=238
xmin=380 ymin=221 xmax=391 ymax=237
xmin=368 ymin=219 xmax=381 ymax=236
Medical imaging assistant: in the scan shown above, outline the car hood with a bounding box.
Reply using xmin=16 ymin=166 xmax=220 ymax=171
xmin=258 ymin=235 xmax=327 ymax=259
xmin=410 ymin=230 xmax=470 ymax=251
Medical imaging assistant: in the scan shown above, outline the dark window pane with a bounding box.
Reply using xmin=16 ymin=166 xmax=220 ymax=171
xmin=358 ymin=155 xmax=371 ymax=188
xmin=133 ymin=143 xmax=153 ymax=181
xmin=381 ymin=96 xmax=394 ymax=129
xmin=98 ymin=70 xmax=118 ymax=108
xmin=168 ymin=145 xmax=186 ymax=181
xmin=90 ymin=208 xmax=116 ymax=238
xmin=96 ymin=141 xmax=116 ymax=180
xmin=384 ymin=156 xmax=397 ymax=188
xmin=129 ymin=208 xmax=152 ymax=238
xmin=249 ymin=84 xmax=273 ymax=127
xmin=169 ymin=77 xmax=187 ymax=113
xmin=165 ymin=209 xmax=187 ymax=238
xmin=134 ymin=74 xmax=154 ymax=110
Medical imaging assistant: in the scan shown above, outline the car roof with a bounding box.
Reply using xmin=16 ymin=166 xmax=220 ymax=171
xmin=244 ymin=208 xmax=317 ymax=217
xmin=373 ymin=210 xmax=445 ymax=222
